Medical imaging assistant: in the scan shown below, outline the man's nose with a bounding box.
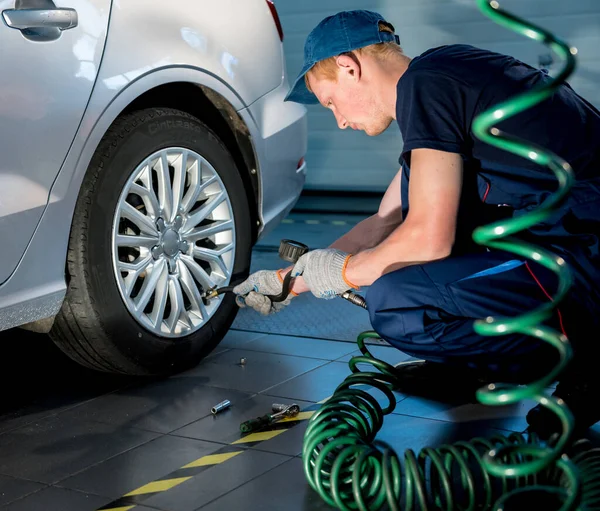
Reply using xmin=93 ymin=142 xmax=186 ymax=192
xmin=334 ymin=111 xmax=348 ymax=130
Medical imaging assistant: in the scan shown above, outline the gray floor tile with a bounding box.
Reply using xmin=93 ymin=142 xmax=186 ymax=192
xmin=209 ymin=330 xmax=267 ymax=357
xmin=244 ymin=419 xmax=311 ymax=457
xmin=0 ymin=415 xmax=159 ymax=484
xmin=236 ymin=334 xmax=358 ymax=360
xmin=60 ymin=378 xmax=254 ymax=434
xmin=58 ymin=435 xmax=225 ymax=499
xmin=172 ymin=393 xmax=314 ymax=455
xmin=336 ymin=344 xmax=416 ymax=365
xmin=0 ymin=476 xmax=45 ymax=507
xmin=393 ymin=395 xmax=536 ymax=433
xmin=257 ymin=211 xmax=366 ymax=249
xmin=175 ymin=350 xmax=327 ymax=394
xmin=264 ymin=361 xmax=354 ymax=403
xmin=142 ymin=449 xmax=290 ymax=511
xmin=198 ymin=457 xmax=331 ymax=511
xmin=0 ymin=486 xmax=110 ymax=511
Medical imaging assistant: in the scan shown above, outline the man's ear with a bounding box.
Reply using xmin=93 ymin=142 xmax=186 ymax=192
xmin=336 ymin=54 xmax=361 ymax=82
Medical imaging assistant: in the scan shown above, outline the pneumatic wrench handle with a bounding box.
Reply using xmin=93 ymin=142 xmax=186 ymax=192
xmin=266 ymin=239 xmax=309 ymax=303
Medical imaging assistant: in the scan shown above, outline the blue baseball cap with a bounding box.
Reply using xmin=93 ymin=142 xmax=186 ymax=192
xmin=284 ymin=10 xmax=400 ymax=105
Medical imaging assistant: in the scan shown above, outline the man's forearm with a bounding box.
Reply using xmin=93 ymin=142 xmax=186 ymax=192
xmin=287 ymin=213 xmax=400 ymax=294
xmin=328 ymin=213 xmax=398 ymax=253
xmin=344 ymin=220 xmax=453 ymax=287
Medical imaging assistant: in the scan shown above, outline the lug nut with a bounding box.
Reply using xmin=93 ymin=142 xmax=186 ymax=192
xmin=174 ymin=215 xmax=184 ymax=230
xmin=152 ymin=246 xmax=163 ymax=259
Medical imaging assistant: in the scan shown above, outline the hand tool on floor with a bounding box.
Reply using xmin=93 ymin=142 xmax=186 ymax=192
xmin=239 ymin=403 xmax=300 ymax=433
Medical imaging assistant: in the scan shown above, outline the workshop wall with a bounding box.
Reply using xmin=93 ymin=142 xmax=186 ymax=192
xmin=277 ymin=0 xmax=600 ymax=192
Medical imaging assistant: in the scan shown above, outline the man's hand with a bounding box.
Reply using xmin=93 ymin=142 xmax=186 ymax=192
xmin=292 ymin=248 xmax=359 ymax=299
xmin=233 ymin=270 xmax=296 ymax=315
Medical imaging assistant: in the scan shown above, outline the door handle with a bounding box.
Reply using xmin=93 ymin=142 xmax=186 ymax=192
xmin=2 ymin=7 xmax=77 ymax=31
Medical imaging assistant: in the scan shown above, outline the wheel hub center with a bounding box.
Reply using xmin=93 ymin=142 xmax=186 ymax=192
xmin=162 ymin=229 xmax=180 ymax=256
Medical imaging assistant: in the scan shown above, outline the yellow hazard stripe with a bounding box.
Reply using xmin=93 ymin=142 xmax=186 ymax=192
xmin=100 ymin=507 xmax=136 ymax=511
xmin=124 ymin=477 xmax=192 ymax=496
xmin=231 ymin=429 xmax=286 ymax=444
xmin=278 ymin=411 xmax=315 ymax=423
xmin=182 ymin=451 xmax=242 ymax=468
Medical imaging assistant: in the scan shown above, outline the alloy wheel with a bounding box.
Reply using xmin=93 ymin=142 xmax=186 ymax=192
xmin=111 ymin=147 xmax=236 ymax=337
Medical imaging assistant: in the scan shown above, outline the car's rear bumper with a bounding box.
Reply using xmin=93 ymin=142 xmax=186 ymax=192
xmin=239 ymin=83 xmax=308 ymax=241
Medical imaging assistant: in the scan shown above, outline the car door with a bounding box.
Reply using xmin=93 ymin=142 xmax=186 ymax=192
xmin=0 ymin=0 xmax=111 ymax=284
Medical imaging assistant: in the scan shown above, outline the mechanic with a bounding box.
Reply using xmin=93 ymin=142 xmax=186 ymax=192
xmin=233 ymin=10 xmax=600 ymax=439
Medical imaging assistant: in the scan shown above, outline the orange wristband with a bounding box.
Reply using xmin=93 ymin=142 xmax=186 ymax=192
xmin=276 ymin=269 xmax=298 ymax=297
xmin=341 ymin=255 xmax=360 ymax=290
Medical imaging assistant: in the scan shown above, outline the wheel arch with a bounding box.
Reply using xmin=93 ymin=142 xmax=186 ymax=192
xmin=118 ymin=81 xmax=261 ymax=243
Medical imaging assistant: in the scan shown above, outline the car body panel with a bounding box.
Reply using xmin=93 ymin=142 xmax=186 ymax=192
xmin=0 ymin=0 xmax=112 ymax=284
xmin=0 ymin=0 xmax=307 ymax=332
xmin=244 ymin=80 xmax=307 ymax=239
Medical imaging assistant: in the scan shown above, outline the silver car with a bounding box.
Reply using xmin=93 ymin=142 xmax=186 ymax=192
xmin=0 ymin=0 xmax=307 ymax=375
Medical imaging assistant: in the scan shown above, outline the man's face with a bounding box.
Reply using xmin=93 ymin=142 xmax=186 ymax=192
xmin=306 ymin=56 xmax=392 ymax=136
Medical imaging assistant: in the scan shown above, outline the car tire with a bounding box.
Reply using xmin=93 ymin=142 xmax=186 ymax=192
xmin=49 ymin=108 xmax=252 ymax=375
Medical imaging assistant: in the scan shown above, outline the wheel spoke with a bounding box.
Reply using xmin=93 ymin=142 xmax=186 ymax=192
xmin=171 ymin=151 xmax=188 ymax=221
xmin=183 ymin=219 xmax=233 ymax=242
xmin=178 ymin=259 xmax=208 ymax=320
xmin=155 ymin=153 xmax=173 ymax=221
xmin=118 ymin=255 xmax=153 ymax=295
xmin=116 ymin=234 xmax=158 ymax=249
xmin=181 ymin=159 xmax=204 ymax=214
xmin=184 ymin=191 xmax=225 ymax=231
xmin=134 ymin=259 xmax=167 ymax=314
xmin=179 ymin=254 xmax=217 ymax=290
xmin=130 ymin=183 xmax=160 ymax=220
xmin=166 ymin=275 xmax=190 ymax=331
xmin=192 ymin=244 xmax=233 ymax=279
xmin=149 ymin=264 xmax=169 ymax=328
xmin=120 ymin=202 xmax=159 ymax=236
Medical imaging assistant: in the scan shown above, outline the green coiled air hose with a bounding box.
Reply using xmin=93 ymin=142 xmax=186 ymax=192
xmin=301 ymin=1 xmax=600 ymax=509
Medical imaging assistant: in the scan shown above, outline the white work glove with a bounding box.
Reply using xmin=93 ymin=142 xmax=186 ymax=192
xmin=292 ymin=249 xmax=359 ymax=299
xmin=233 ymin=269 xmax=296 ymax=315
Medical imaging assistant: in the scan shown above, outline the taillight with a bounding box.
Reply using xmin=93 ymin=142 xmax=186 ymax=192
xmin=297 ymin=157 xmax=305 ymax=169
xmin=266 ymin=0 xmax=284 ymax=42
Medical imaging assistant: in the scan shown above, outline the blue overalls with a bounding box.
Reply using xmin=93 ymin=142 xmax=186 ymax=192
xmin=366 ymin=161 xmax=600 ymax=381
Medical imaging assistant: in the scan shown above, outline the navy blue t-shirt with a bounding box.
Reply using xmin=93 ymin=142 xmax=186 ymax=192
xmin=395 ymin=44 xmax=600 ymax=284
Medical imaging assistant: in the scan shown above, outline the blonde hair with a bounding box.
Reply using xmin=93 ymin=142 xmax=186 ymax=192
xmin=305 ymin=22 xmax=403 ymax=90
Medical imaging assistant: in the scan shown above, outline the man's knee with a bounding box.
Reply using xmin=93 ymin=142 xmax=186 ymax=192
xmin=365 ymin=265 xmax=450 ymax=357
xmin=366 ymin=265 xmax=441 ymax=313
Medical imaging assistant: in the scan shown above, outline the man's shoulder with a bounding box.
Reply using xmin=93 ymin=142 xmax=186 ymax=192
xmin=410 ymin=44 xmax=509 ymax=70
xmin=399 ymin=44 xmax=515 ymax=91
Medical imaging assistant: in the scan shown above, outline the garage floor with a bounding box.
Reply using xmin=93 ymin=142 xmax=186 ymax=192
xmin=1 ymin=201 xmax=599 ymax=511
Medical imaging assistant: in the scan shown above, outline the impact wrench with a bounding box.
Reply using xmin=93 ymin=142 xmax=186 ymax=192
xmin=202 ymin=239 xmax=367 ymax=308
